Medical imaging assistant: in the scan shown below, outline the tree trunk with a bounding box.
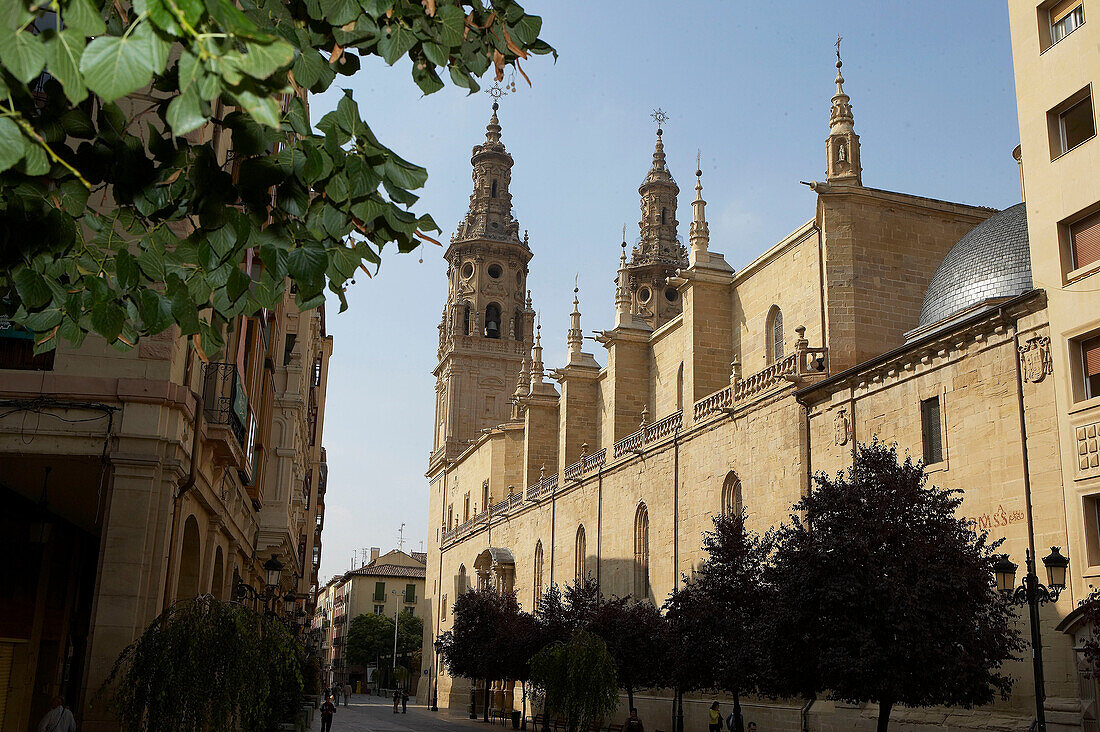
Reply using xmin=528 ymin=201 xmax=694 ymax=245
xmin=627 ymin=686 xmax=634 ymax=713
xmin=484 ymin=679 xmax=491 ymax=722
xmin=733 ymin=689 xmax=743 ymax=732
xmin=877 ymin=699 xmax=892 ymax=732
xmin=521 ymin=680 xmax=527 ymax=730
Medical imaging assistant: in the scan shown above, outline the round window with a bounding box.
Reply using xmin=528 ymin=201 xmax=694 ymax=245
xmin=488 ymin=263 xmax=503 ymax=279
xmin=516 ymin=270 xmax=523 ymax=287
xmin=461 ymin=262 xmax=474 ymax=279
xmin=638 ymin=287 xmax=651 ymax=304
xmin=665 ymin=287 xmax=678 ymax=302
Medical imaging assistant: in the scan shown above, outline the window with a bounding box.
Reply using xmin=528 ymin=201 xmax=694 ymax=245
xmin=374 ymin=604 xmax=385 ymax=614
xmin=660 ymin=207 xmax=667 ymax=225
xmin=575 ymin=525 xmax=586 ymax=583
xmin=374 ymin=581 xmax=385 ymax=601
xmin=405 ymin=583 xmax=416 ymax=603
xmin=767 ymin=306 xmax=784 ymax=362
xmin=491 ymin=179 xmax=498 ymax=198
xmin=441 ymin=593 xmax=447 ymax=620
xmin=676 ymin=362 xmax=684 ymax=412
xmin=921 ymin=396 xmax=943 ymax=465
xmin=463 ymin=493 xmax=470 ymax=522
xmin=1082 ymin=335 xmax=1100 ymax=400
xmin=0 ymin=325 xmax=55 ymax=371
xmin=1051 ymin=1 xmax=1085 ymax=44
xmin=1050 ymin=89 xmax=1095 ymax=157
xmin=487 ymin=263 xmax=502 ymax=279
xmin=462 ymin=303 xmax=471 ymax=336
xmin=533 ymin=541 xmax=544 ymax=607
xmin=485 ymin=303 xmax=501 ymax=339
xmin=281 ymin=333 xmax=296 ymax=366
xmin=514 ymin=310 xmax=524 ymax=341
xmin=722 ymin=471 xmax=742 ymax=516
xmin=482 ymin=481 xmax=490 ymax=514
xmin=1070 ymin=210 xmax=1100 ymax=272
xmin=634 ymin=503 xmax=650 ymax=598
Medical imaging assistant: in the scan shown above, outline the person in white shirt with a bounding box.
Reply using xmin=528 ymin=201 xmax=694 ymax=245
xmin=37 ymin=697 xmax=76 ymax=732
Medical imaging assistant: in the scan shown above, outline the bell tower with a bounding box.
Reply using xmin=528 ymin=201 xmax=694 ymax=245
xmin=624 ymin=110 xmax=687 ymax=330
xmin=825 ymin=37 xmax=862 ymax=186
xmin=431 ymin=102 xmax=534 ymax=467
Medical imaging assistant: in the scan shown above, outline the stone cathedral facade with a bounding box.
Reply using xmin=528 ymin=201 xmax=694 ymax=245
xmin=422 ymin=47 xmax=1100 ymax=732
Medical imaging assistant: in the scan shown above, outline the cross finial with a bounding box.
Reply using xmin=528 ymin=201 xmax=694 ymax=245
xmin=835 ymin=35 xmax=843 ymax=67
xmin=696 ymin=149 xmax=702 ymax=177
xmin=651 ymin=108 xmax=669 ymax=135
xmin=487 ymin=81 xmax=507 ymax=110
xmin=574 ymin=273 xmax=579 ymax=294
xmin=622 ymin=224 xmax=626 ymax=243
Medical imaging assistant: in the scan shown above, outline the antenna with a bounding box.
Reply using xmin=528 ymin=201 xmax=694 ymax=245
xmin=397 ymin=523 xmax=407 ymax=552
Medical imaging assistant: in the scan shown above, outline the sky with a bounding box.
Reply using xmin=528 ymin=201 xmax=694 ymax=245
xmin=312 ymin=0 xmax=1023 ymax=582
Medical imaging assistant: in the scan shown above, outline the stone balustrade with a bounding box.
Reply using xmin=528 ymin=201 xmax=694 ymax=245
xmin=612 ymin=410 xmax=683 ymax=458
xmin=564 ymin=447 xmax=608 ymax=482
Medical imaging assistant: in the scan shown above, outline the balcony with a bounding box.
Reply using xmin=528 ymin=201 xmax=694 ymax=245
xmin=202 ymin=362 xmax=251 ymax=469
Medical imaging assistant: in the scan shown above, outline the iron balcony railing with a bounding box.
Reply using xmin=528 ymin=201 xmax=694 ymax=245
xmin=202 ymin=362 xmax=247 ymax=450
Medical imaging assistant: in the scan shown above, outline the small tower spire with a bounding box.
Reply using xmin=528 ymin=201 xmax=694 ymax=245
xmin=689 ymin=151 xmax=710 ymax=264
xmin=825 ymin=36 xmax=862 ymax=186
xmin=614 ymin=234 xmax=632 ymax=327
xmin=567 ymin=278 xmax=583 ymax=357
xmin=530 ymin=318 xmax=545 ymax=390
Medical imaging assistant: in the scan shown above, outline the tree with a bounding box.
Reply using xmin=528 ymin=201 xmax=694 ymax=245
xmin=396 ymin=611 xmax=423 ymax=657
xmin=588 ymin=596 xmax=668 ymax=713
xmin=100 ymin=595 xmax=303 ymax=731
xmin=438 ymin=587 xmax=516 ymax=722
xmin=1 ymin=0 xmax=554 ymax=354
xmin=528 ymin=630 xmax=620 ymax=732
xmin=764 ymin=439 xmax=1023 ymax=732
xmin=345 ymin=612 xmax=393 ymax=672
xmin=663 ymin=511 xmax=770 ymax=732
xmin=499 ymin=597 xmax=543 ymax=728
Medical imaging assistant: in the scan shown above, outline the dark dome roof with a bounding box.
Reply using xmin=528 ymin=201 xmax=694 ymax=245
xmin=917 ymin=203 xmax=1031 ymax=328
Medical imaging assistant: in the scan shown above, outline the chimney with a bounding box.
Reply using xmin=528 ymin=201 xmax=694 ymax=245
xmin=370 ymin=547 xmax=380 ymax=564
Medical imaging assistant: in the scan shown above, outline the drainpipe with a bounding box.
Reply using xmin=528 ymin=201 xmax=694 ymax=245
xmin=673 ymin=431 xmax=680 ymax=590
xmin=596 ymin=465 xmax=603 ymax=592
xmin=549 ymin=485 xmax=556 ymax=588
xmin=163 ymin=339 xmax=204 ymax=611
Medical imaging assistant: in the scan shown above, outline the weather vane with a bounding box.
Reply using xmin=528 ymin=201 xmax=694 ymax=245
xmin=835 ymin=34 xmax=843 ymax=65
xmin=696 ymin=149 xmax=702 ymax=176
xmin=651 ymin=108 xmax=669 ymax=134
xmin=487 ymin=81 xmax=508 ymax=107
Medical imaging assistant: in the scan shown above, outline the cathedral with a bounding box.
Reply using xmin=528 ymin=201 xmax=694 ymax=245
xmin=421 ymin=36 xmax=1100 ymax=732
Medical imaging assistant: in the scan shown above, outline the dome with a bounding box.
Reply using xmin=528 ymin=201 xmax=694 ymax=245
xmin=917 ymin=203 xmax=1032 ymax=329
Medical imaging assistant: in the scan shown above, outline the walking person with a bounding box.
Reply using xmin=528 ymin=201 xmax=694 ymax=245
xmin=401 ymin=687 xmax=409 ymax=713
xmin=725 ymin=707 xmax=743 ymax=732
xmin=37 ymin=696 xmax=76 ymax=732
xmin=342 ymin=682 xmax=351 ymax=707
xmin=625 ymin=707 xmax=644 ymax=732
xmin=393 ymin=687 xmax=401 ymax=714
xmin=708 ymin=702 xmax=722 ymax=732
xmin=320 ymin=696 xmax=336 ymax=732
xmin=746 ymin=724 xmax=756 ymax=732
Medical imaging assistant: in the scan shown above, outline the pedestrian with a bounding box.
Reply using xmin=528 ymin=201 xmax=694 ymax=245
xmin=709 ymin=702 xmax=722 ymax=732
xmin=725 ymin=707 xmax=743 ymax=731
xmin=625 ymin=707 xmax=644 ymax=732
xmin=747 ymin=724 xmax=757 ymax=732
xmin=320 ymin=696 xmax=336 ymax=732
xmin=401 ymin=687 xmax=409 ymax=713
xmin=343 ymin=682 xmax=351 ymax=707
xmin=393 ymin=687 xmax=401 ymax=714
xmin=36 ymin=696 xmax=76 ymax=732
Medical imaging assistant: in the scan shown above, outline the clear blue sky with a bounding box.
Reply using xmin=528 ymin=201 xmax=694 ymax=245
xmin=313 ymin=0 xmax=1021 ymax=581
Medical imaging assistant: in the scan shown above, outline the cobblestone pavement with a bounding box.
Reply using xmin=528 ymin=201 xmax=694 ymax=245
xmin=312 ymin=695 xmax=509 ymax=732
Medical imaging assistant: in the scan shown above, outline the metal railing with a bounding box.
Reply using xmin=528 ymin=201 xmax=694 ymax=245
xmin=202 ymin=362 xmax=247 ymax=449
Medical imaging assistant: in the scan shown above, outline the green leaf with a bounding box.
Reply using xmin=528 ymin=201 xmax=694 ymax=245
xmin=135 ymin=0 xmax=182 ymax=36
xmin=203 ymin=0 xmax=269 ymax=41
xmin=80 ymin=33 xmax=154 ymax=102
xmin=422 ymin=41 xmax=448 ymax=67
xmin=133 ymin=22 xmax=171 ymax=75
xmin=20 ymin=308 xmax=64 ymax=332
xmin=377 ymin=22 xmax=417 ymax=65
xmin=328 ymin=244 xmax=359 ymax=279
xmin=137 ymin=290 xmax=173 ymax=332
xmin=412 ymin=62 xmax=443 ymax=95
xmin=166 ymin=85 xmax=206 ymax=136
xmin=90 ymin=301 xmax=126 ymax=342
xmin=0 ymin=30 xmax=46 ymax=84
xmin=63 ymin=0 xmax=108 ymax=37
xmin=448 ymin=64 xmax=478 ymax=93
xmin=291 ymin=47 xmax=324 ymax=88
xmin=0 ymin=118 xmax=26 ymax=173
xmin=319 ymin=0 xmax=359 ymax=26
xmin=508 ymin=14 xmax=541 ymax=46
xmin=231 ymin=87 xmax=281 ymax=128
xmin=18 ymin=138 xmax=50 ymax=175
xmin=435 ymin=4 xmax=464 ymax=47
xmin=115 ymin=249 xmax=139 ymax=289
xmin=286 ymin=244 xmax=327 ymax=281
xmin=14 ymin=268 xmax=52 ymax=310
xmin=383 ymin=156 xmax=427 ymax=190
xmin=45 ymin=29 xmax=88 ymax=105
xmin=239 ymin=39 xmax=295 ymax=80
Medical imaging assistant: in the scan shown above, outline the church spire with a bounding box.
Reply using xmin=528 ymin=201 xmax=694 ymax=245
xmin=825 ymin=36 xmax=862 ymax=186
xmin=689 ymin=152 xmax=710 ymax=265
xmin=634 ymin=109 xmax=682 ymax=266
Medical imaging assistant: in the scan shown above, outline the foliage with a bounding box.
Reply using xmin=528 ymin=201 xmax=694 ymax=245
xmin=0 ymin=0 xmax=554 ymax=355
xmin=345 ymin=612 xmax=393 ymax=669
xmin=663 ymin=510 xmax=770 ymax=731
xmin=397 ymin=611 xmax=423 ymax=657
xmin=764 ymin=439 xmax=1023 ymax=731
xmin=438 ymin=587 xmax=514 ymax=682
xmin=100 ymin=595 xmax=303 ymax=732
xmin=1075 ymin=588 xmax=1100 ymax=674
xmin=589 ymin=595 xmax=668 ymax=710
xmin=528 ymin=631 xmax=620 ymax=732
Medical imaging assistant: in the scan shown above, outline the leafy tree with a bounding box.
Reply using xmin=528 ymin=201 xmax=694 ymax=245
xmin=1 ymin=0 xmax=554 ymax=354
xmin=535 ymin=583 xmax=570 ymax=646
xmin=345 ymin=612 xmax=393 ymax=671
xmin=590 ymin=595 xmax=669 ymax=714
xmin=439 ymin=587 xmax=517 ymax=722
xmin=397 ymin=611 xmax=423 ymax=657
xmin=764 ymin=439 xmax=1023 ymax=732
xmin=100 ymin=595 xmax=303 ymax=732
xmin=499 ymin=599 xmax=544 ymax=728
xmin=663 ymin=511 xmax=770 ymax=732
xmin=528 ymin=630 xmax=620 ymax=732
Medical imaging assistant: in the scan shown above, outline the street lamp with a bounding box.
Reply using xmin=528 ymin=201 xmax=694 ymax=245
xmin=284 ymin=591 xmax=299 ymax=618
xmin=996 ymin=546 xmax=1069 ymax=732
xmin=432 ymin=638 xmax=443 ymax=712
xmin=264 ymin=554 xmax=284 ymax=588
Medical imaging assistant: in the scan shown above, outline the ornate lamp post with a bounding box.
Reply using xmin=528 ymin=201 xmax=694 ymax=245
xmin=994 ymin=546 xmax=1070 ymax=732
xmin=234 ymin=554 xmax=285 ymax=616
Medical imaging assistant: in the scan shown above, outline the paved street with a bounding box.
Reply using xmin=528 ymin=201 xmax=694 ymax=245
xmin=314 ymin=696 xmax=502 ymax=732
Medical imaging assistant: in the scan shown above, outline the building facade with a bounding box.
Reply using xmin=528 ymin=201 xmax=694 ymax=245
xmin=0 ymin=287 xmax=332 ymax=730
xmin=313 ymin=549 xmax=427 ymax=690
xmin=422 ymin=23 xmax=1100 ymax=732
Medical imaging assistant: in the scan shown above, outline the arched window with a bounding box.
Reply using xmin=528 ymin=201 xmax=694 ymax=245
xmin=722 ymin=471 xmax=743 ymax=517
xmin=485 ymin=303 xmax=502 ymax=339
xmin=491 ymin=179 xmax=498 ymax=198
xmin=210 ymin=545 xmax=225 ymax=600
xmin=176 ymin=515 xmax=201 ymax=601
xmin=533 ymin=541 xmax=544 ymax=607
xmin=767 ymin=306 xmax=784 ymax=362
xmin=455 ymin=564 xmax=468 ymax=599
xmin=676 ymin=362 xmax=684 ymax=412
xmin=514 ymin=310 xmax=524 ymax=341
xmin=462 ymin=303 xmax=471 ymax=336
xmin=575 ymin=526 xmax=586 ymax=583
xmin=660 ymin=207 xmax=667 ymax=225
xmin=634 ymin=503 xmax=649 ymax=599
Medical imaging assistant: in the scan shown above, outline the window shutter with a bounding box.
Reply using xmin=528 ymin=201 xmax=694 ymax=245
xmin=1072 ymin=211 xmax=1100 ymax=269
xmin=1050 ymin=0 xmax=1082 ymax=24
xmin=1084 ymin=336 xmax=1100 ymax=377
